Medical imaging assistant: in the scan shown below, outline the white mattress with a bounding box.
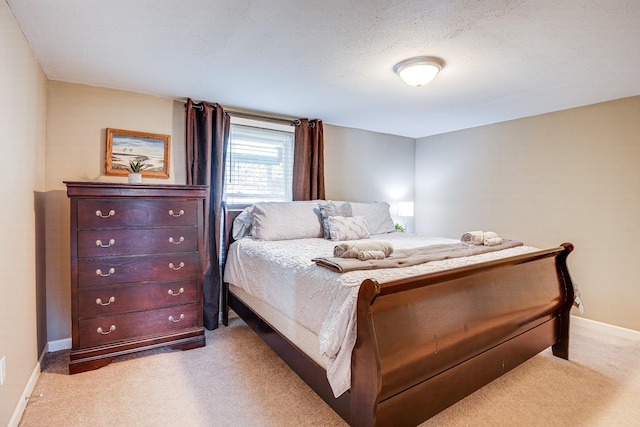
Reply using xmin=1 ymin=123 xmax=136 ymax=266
xmin=224 ymin=232 xmax=538 ymax=397
xmin=228 ymin=283 xmax=326 ymax=369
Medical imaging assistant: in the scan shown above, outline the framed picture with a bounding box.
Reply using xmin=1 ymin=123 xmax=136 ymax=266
xmin=105 ymin=128 xmax=171 ymax=178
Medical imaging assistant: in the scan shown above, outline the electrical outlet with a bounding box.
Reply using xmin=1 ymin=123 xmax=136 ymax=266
xmin=0 ymin=356 xmax=6 ymax=386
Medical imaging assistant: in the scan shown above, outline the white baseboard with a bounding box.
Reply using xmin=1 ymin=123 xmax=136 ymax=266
xmin=7 ymin=349 xmax=44 ymax=427
xmin=8 ymin=339 xmax=71 ymax=427
xmin=571 ymin=315 xmax=640 ymax=341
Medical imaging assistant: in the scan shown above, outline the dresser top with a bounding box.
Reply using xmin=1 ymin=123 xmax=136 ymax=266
xmin=64 ymin=181 xmax=208 ymax=198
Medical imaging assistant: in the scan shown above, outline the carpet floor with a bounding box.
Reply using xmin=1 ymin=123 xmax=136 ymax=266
xmin=18 ymin=317 xmax=640 ymax=426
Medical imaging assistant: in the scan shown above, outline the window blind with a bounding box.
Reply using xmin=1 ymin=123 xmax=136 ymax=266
xmin=224 ymin=122 xmax=294 ymax=204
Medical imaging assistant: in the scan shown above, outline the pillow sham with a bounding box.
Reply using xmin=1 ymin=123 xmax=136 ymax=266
xmin=349 ymin=201 xmax=395 ymax=235
xmin=251 ymin=201 xmax=323 ymax=241
xmin=231 ymin=206 xmax=254 ymax=241
xmin=327 ymin=216 xmax=370 ymax=241
xmin=318 ymin=201 xmax=353 ymax=239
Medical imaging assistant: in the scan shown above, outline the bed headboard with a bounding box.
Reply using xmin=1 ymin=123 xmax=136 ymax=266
xmin=220 ymin=202 xmax=250 ymax=326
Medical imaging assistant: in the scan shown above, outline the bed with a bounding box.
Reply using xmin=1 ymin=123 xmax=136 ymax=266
xmin=221 ymin=200 xmax=575 ymax=426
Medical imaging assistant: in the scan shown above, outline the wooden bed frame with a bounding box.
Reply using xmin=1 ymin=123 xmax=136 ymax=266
xmin=221 ymin=205 xmax=575 ymax=426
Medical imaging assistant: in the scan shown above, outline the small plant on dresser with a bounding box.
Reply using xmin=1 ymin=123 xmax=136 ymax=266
xmin=126 ymin=160 xmax=148 ymax=184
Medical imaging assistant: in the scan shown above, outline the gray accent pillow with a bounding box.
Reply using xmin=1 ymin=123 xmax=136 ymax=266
xmin=318 ymin=201 xmax=353 ymax=239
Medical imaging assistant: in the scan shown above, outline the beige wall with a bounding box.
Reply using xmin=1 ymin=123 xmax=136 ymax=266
xmin=324 ymin=125 xmax=416 ymax=230
xmin=45 ymin=81 xmax=186 ymax=341
xmin=415 ymin=96 xmax=640 ymax=331
xmin=0 ymin=1 xmax=47 ymax=425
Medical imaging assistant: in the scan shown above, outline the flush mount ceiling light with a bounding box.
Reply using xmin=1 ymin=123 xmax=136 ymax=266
xmin=393 ymin=56 xmax=444 ymax=87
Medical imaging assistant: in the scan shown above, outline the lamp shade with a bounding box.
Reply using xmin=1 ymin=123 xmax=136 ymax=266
xmin=394 ymin=56 xmax=444 ymax=87
xmin=398 ymin=202 xmax=414 ymax=217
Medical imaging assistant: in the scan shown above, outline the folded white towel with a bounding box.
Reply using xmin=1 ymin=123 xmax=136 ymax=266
xmin=482 ymin=231 xmax=498 ymax=240
xmin=334 ymin=241 xmax=394 ymax=258
xmin=461 ymin=231 xmax=502 ymax=246
xmin=482 ymin=231 xmax=501 ymax=246
xmin=461 ymin=231 xmax=484 ymax=245
xmin=483 ymin=237 xmax=503 ymax=246
xmin=357 ymin=250 xmax=387 ymax=261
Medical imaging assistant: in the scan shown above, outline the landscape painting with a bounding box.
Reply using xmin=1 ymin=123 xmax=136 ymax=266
xmin=105 ymin=128 xmax=171 ymax=178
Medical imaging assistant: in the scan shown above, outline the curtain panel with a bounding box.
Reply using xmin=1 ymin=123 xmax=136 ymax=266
xmin=293 ymin=119 xmax=325 ymax=201
xmin=185 ymin=99 xmax=229 ymax=330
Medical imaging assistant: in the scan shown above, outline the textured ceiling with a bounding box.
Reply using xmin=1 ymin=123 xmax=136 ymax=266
xmin=8 ymin=0 xmax=640 ymax=138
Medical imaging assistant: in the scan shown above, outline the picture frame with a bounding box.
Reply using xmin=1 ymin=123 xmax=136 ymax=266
xmin=105 ymin=128 xmax=171 ymax=178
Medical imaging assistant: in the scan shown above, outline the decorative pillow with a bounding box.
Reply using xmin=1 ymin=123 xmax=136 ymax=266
xmin=349 ymin=201 xmax=395 ymax=235
xmin=327 ymin=216 xmax=370 ymax=241
xmin=231 ymin=206 xmax=254 ymax=241
xmin=318 ymin=201 xmax=353 ymax=239
xmin=251 ymin=201 xmax=323 ymax=241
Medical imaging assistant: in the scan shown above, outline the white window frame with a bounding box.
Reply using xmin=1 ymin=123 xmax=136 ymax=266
xmin=223 ymin=116 xmax=295 ymax=205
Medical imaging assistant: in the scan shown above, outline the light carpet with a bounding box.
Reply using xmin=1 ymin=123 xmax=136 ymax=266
xmin=18 ymin=318 xmax=640 ymax=426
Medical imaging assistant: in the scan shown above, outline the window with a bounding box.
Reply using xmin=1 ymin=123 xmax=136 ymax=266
xmin=224 ymin=117 xmax=295 ymax=204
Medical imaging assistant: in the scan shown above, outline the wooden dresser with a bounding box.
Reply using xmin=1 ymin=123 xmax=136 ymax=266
xmin=65 ymin=182 xmax=207 ymax=374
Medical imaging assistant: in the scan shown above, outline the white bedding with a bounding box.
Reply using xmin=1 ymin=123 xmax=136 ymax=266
xmin=223 ymin=232 xmax=539 ymax=397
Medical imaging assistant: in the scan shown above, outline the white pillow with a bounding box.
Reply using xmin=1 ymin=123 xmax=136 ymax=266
xmin=349 ymin=201 xmax=395 ymax=235
xmin=327 ymin=216 xmax=370 ymax=241
xmin=251 ymin=201 xmax=323 ymax=241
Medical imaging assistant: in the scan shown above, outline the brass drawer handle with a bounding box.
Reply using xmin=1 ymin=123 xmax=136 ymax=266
xmin=168 ymin=314 xmax=185 ymax=323
xmin=168 ymin=287 xmax=184 ymax=296
xmin=97 ymin=325 xmax=116 ymax=335
xmin=96 ymin=268 xmax=115 ymax=277
xmin=168 ymin=262 xmax=184 ymax=270
xmin=168 ymin=209 xmax=184 ymax=217
xmin=168 ymin=236 xmax=185 ymax=245
xmin=96 ymin=296 xmax=116 ymax=306
xmin=96 ymin=239 xmax=115 ymax=248
xmin=95 ymin=209 xmax=116 ymax=218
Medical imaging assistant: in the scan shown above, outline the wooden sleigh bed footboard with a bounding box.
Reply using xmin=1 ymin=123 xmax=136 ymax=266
xmin=350 ymin=243 xmax=574 ymax=426
xmin=222 ymin=205 xmax=575 ymax=426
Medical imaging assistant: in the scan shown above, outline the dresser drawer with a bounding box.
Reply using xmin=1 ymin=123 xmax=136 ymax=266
xmin=77 ymin=199 xmax=198 ymax=229
xmin=78 ymin=253 xmax=200 ymax=287
xmin=78 ymin=226 xmax=198 ymax=258
xmin=77 ymin=303 xmax=199 ymax=348
xmin=77 ymin=280 xmax=199 ymax=318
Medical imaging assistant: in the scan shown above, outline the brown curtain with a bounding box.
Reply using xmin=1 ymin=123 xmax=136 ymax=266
xmin=185 ymin=99 xmax=229 ymax=330
xmin=293 ymin=118 xmax=325 ymax=200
